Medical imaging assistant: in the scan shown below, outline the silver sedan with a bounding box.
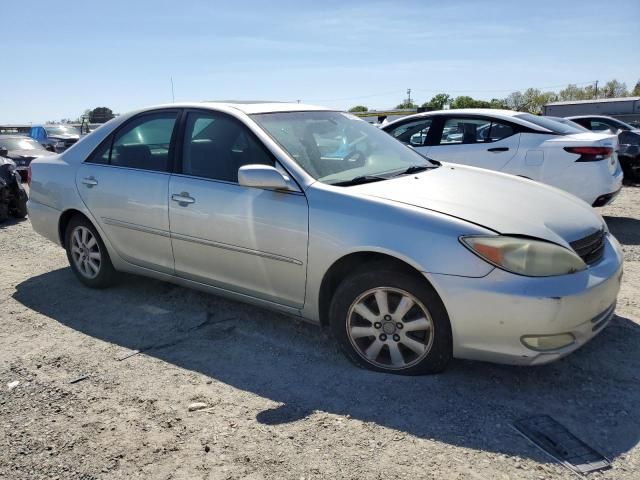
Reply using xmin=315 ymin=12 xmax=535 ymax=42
xmin=28 ymin=102 xmax=623 ymax=374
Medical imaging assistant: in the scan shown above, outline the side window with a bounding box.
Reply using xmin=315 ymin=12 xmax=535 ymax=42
xmin=591 ymin=120 xmax=613 ymax=132
xmin=388 ymin=119 xmax=432 ymax=146
xmin=485 ymin=121 xmax=514 ymax=142
xmin=439 ymin=118 xmax=512 ymax=145
xmin=110 ymin=112 xmax=177 ymax=172
xmin=181 ymin=111 xmax=274 ymax=182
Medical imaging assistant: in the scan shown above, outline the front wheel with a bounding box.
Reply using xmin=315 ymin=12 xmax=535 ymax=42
xmin=65 ymin=216 xmax=118 ymax=288
xmin=329 ymin=266 xmax=452 ymax=375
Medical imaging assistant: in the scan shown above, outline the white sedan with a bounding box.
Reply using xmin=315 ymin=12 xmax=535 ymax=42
xmin=382 ymin=109 xmax=623 ymax=207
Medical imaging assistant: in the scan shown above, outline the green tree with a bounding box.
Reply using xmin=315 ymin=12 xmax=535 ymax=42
xmin=558 ymin=84 xmax=584 ymax=101
xmin=395 ymin=101 xmax=417 ymax=109
xmin=421 ymin=93 xmax=451 ymax=110
xmin=633 ymin=80 xmax=640 ymax=96
xmin=348 ymin=105 xmax=369 ymax=113
xmin=600 ymin=80 xmax=628 ymax=98
xmin=89 ymin=107 xmax=115 ymax=123
xmin=489 ymin=98 xmax=507 ymax=109
xmin=450 ymin=96 xmax=478 ymax=109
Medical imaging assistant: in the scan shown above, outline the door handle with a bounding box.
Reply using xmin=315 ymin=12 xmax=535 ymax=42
xmin=81 ymin=176 xmax=98 ymax=187
xmin=171 ymin=192 xmax=196 ymax=205
xmin=487 ymin=147 xmax=509 ymax=152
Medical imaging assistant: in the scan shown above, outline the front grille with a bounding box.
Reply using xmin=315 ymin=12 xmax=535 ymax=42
xmin=570 ymin=229 xmax=606 ymax=265
xmin=64 ymin=139 xmax=78 ymax=147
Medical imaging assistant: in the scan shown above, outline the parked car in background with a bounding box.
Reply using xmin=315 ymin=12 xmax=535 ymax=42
xmin=545 ymin=116 xmax=590 ymax=132
xmin=0 ymin=134 xmax=55 ymax=182
xmin=567 ymin=115 xmax=640 ymax=134
xmin=28 ymin=102 xmax=623 ymax=374
xmin=567 ymin=115 xmax=640 ymax=183
xmin=382 ymin=109 xmax=622 ymax=207
xmin=0 ymin=148 xmax=28 ymax=222
xmin=29 ymin=124 xmax=81 ymax=153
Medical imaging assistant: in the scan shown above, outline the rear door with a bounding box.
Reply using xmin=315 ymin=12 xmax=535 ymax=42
xmin=427 ymin=116 xmax=520 ymax=171
xmin=384 ymin=117 xmax=434 ymax=155
xmin=168 ymin=109 xmax=309 ymax=308
xmin=76 ymin=110 xmax=179 ymax=274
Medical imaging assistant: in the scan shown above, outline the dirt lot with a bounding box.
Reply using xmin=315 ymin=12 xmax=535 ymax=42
xmin=1 ymin=187 xmax=639 ymax=480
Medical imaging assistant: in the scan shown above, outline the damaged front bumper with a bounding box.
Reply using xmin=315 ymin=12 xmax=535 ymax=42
xmin=426 ymin=233 xmax=624 ymax=366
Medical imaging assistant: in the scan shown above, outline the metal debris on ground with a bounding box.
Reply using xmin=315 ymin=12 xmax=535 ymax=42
xmin=68 ymin=375 xmax=90 ymax=384
xmin=512 ymin=415 xmax=611 ymax=475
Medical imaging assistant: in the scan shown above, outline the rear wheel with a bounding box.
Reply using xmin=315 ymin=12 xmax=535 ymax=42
xmin=65 ymin=216 xmax=117 ymax=288
xmin=10 ymin=189 xmax=28 ymax=218
xmin=329 ymin=264 xmax=452 ymax=375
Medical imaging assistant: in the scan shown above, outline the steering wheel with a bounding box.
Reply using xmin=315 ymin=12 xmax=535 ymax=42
xmin=343 ymin=150 xmax=365 ymax=163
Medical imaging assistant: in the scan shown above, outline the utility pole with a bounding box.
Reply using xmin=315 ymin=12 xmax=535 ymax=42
xmin=406 ymin=88 xmax=412 ymax=106
xmin=594 ymin=80 xmax=598 ymax=99
xmin=170 ymin=77 xmax=175 ymax=103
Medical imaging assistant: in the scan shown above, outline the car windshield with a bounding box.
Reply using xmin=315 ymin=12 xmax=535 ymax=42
xmin=45 ymin=125 xmax=80 ymax=136
xmin=600 ymin=117 xmax=634 ymax=131
xmin=251 ymin=111 xmax=437 ymax=184
xmin=516 ymin=113 xmax=585 ymax=135
xmin=0 ymin=137 xmax=45 ymax=151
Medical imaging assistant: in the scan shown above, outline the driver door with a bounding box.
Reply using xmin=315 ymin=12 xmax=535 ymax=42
xmin=168 ymin=110 xmax=309 ymax=308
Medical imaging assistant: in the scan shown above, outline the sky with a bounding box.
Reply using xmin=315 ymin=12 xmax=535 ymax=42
xmin=1 ymin=0 xmax=639 ymax=123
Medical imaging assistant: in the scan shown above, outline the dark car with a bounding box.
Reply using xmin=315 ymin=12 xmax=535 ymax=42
xmin=568 ymin=115 xmax=640 ymax=183
xmin=29 ymin=124 xmax=81 ymax=153
xmin=0 ymin=135 xmax=55 ymax=182
xmin=0 ymin=149 xmax=28 ymax=222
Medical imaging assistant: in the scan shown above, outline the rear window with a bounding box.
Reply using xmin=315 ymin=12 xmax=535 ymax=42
xmin=515 ymin=114 xmax=585 ymax=135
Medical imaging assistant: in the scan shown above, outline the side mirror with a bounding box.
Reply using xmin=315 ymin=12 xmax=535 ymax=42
xmin=238 ymin=165 xmax=294 ymax=191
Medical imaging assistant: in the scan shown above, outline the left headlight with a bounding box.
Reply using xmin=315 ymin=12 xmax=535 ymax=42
xmin=460 ymin=235 xmax=587 ymax=277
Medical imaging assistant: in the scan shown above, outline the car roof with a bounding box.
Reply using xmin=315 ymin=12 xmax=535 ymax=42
xmin=566 ymin=115 xmax=617 ymax=120
xmin=382 ymin=108 xmax=551 ymax=132
xmin=135 ymin=101 xmax=333 ymax=115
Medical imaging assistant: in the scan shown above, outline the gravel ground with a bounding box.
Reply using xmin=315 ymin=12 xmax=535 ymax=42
xmin=1 ymin=186 xmax=639 ymax=480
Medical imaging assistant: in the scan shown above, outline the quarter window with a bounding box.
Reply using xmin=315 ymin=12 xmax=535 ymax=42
xmin=388 ymin=118 xmax=432 ymax=146
xmin=181 ymin=111 xmax=274 ymax=182
xmin=439 ymin=118 xmax=513 ymax=145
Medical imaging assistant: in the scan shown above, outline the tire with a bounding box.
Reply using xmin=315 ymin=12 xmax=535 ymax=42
xmin=0 ymin=187 xmax=9 ymax=223
xmin=329 ymin=263 xmax=452 ymax=375
xmin=65 ymin=216 xmax=118 ymax=288
xmin=10 ymin=189 xmax=28 ymax=219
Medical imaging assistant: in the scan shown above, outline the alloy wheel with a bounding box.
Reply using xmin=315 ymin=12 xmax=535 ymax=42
xmin=70 ymin=226 xmax=101 ymax=279
xmin=346 ymin=287 xmax=435 ymax=370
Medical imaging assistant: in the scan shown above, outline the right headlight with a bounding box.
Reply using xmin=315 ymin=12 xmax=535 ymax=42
xmin=460 ymin=235 xmax=587 ymax=277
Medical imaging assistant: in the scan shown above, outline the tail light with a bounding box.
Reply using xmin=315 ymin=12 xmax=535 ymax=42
xmin=27 ymin=164 xmax=32 ymax=187
xmin=564 ymin=146 xmax=613 ymax=162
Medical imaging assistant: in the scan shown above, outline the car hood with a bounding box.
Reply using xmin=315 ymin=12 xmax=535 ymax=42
xmin=47 ymin=134 xmax=79 ymax=141
xmin=8 ymin=149 xmax=55 ymax=158
xmin=350 ymin=164 xmax=605 ymax=246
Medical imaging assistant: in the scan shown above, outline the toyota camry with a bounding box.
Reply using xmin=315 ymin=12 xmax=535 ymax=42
xmin=28 ymin=102 xmax=623 ymax=374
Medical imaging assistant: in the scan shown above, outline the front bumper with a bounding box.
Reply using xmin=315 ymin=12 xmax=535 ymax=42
xmin=427 ymin=234 xmax=624 ymax=365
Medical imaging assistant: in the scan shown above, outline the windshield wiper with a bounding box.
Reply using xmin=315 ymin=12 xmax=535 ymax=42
xmin=393 ymin=164 xmax=436 ymax=176
xmin=331 ymin=175 xmax=387 ymax=186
